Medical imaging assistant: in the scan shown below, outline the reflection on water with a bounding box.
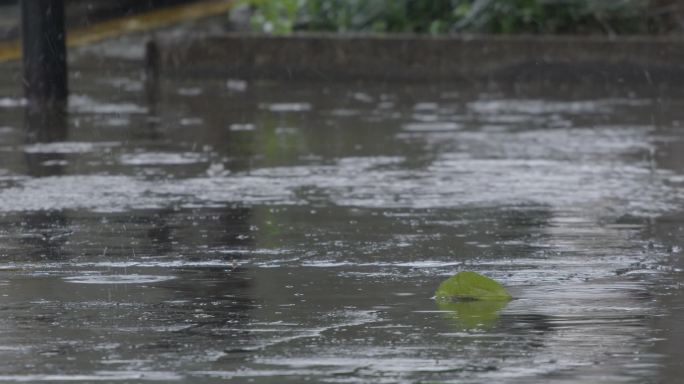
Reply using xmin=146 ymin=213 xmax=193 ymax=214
xmin=436 ymin=299 xmax=508 ymax=330
xmin=0 ymin=62 xmax=683 ymax=382
xmin=23 ymin=101 xmax=68 ymax=177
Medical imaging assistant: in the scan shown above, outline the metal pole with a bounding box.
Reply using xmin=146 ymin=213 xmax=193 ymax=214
xmin=21 ymin=0 xmax=68 ymax=105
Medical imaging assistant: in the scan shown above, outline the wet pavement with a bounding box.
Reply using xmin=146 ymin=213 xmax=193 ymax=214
xmin=1 ymin=30 xmax=684 ymax=383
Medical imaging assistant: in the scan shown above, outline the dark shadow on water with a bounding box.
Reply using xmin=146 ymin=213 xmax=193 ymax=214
xmin=146 ymin=210 xmax=175 ymax=255
xmin=149 ymin=206 xmax=257 ymax=357
xmin=14 ymin=211 xmax=72 ymax=261
xmin=23 ymin=102 xmax=68 ymax=177
xmin=136 ymin=39 xmax=163 ymax=141
xmin=19 ymin=102 xmax=71 ymax=260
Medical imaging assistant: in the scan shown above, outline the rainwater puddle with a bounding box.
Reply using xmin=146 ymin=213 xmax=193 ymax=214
xmin=1 ymin=59 xmax=684 ymax=383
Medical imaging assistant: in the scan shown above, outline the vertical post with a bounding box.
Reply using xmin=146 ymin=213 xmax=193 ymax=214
xmin=21 ymin=0 xmax=68 ymax=105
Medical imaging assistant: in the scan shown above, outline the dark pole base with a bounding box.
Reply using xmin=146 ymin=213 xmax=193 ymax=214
xmin=21 ymin=0 xmax=68 ymax=105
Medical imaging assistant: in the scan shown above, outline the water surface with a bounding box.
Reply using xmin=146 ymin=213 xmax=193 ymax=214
xmin=1 ymin=53 xmax=684 ymax=383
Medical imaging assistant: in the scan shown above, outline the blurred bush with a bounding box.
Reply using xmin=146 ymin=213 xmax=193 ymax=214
xmin=234 ymin=0 xmax=682 ymax=35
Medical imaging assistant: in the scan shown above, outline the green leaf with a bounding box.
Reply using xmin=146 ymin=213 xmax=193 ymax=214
xmin=434 ymin=271 xmax=512 ymax=301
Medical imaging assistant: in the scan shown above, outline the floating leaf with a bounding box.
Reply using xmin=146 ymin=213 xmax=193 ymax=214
xmin=434 ymin=271 xmax=512 ymax=301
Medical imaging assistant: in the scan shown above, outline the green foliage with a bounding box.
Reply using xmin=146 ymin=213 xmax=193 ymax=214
xmin=434 ymin=271 xmax=512 ymax=301
xmin=234 ymin=0 xmax=672 ymax=35
xmin=455 ymin=0 xmax=655 ymax=35
xmin=434 ymin=271 xmax=511 ymax=329
xmin=302 ymin=0 xmax=459 ymax=34
xmin=236 ymin=0 xmax=304 ymax=34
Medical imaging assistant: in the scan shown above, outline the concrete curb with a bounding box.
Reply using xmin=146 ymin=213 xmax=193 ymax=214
xmin=158 ymin=33 xmax=684 ymax=84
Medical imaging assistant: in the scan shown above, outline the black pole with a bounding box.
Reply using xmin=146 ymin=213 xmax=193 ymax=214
xmin=21 ymin=0 xmax=68 ymax=105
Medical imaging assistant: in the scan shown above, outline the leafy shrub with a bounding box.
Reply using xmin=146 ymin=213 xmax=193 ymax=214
xmin=235 ymin=0 xmax=677 ymax=35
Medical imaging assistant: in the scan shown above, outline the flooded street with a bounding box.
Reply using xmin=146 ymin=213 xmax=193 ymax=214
xmin=1 ymin=47 xmax=684 ymax=382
